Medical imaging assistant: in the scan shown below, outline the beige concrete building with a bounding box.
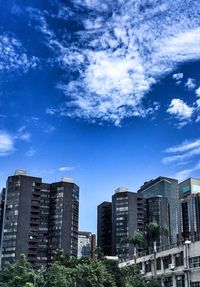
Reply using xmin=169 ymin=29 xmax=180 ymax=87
xmin=119 ymin=240 xmax=200 ymax=287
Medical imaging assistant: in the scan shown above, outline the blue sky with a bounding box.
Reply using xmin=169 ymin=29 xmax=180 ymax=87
xmin=1 ymin=0 xmax=200 ymax=232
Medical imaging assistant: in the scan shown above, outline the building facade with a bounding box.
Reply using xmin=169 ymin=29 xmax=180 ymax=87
xmin=178 ymin=178 xmax=200 ymax=242
xmin=119 ymin=240 xmax=200 ymax=287
xmin=146 ymin=196 xmax=170 ymax=247
xmin=138 ymin=177 xmax=178 ymax=244
xmin=0 ymin=171 xmax=79 ymax=268
xmin=97 ymin=201 xmax=112 ymax=256
xmin=78 ymin=231 xmax=96 ymax=259
xmin=112 ymin=188 xmax=145 ymax=259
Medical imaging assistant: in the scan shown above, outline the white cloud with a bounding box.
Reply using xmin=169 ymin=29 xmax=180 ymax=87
xmin=15 ymin=126 xmax=31 ymax=142
xmin=196 ymin=99 xmax=200 ymax=108
xmin=172 ymin=73 xmax=183 ymax=81
xmin=174 ymin=161 xmax=200 ymax=181
xmin=33 ymin=0 xmax=200 ymax=124
xmin=25 ymin=147 xmax=37 ymax=157
xmin=163 ymin=147 xmax=200 ymax=164
xmin=163 ymin=138 xmax=200 ymax=164
xmin=195 ymin=87 xmax=200 ymax=97
xmin=59 ymin=166 xmax=75 ymax=172
xmin=165 ymin=139 xmax=200 ymax=153
xmin=167 ymin=99 xmax=194 ymax=120
xmin=0 ymin=132 xmax=14 ymax=156
xmin=0 ymin=34 xmax=38 ymax=73
xmin=174 ymin=168 xmax=193 ymax=181
xmin=185 ymin=78 xmax=196 ymax=90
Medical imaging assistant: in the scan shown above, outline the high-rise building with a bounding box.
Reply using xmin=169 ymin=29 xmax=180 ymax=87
xmin=0 ymin=188 xmax=5 ymax=246
xmin=0 ymin=171 xmax=79 ymax=269
xmin=146 ymin=196 xmax=170 ymax=247
xmin=138 ymin=176 xmax=178 ymax=243
xmin=178 ymin=178 xmax=200 ymax=241
xmin=97 ymin=201 xmax=112 ymax=256
xmin=112 ymin=188 xmax=145 ymax=259
xmin=49 ymin=179 xmax=79 ymax=259
xmin=78 ymin=231 xmax=96 ymax=259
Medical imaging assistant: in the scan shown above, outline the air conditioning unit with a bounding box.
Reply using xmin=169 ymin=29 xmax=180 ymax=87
xmin=169 ymin=264 xmax=175 ymax=270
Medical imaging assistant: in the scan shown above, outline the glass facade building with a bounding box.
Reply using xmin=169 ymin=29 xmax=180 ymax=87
xmin=178 ymin=178 xmax=200 ymax=241
xmin=138 ymin=177 xmax=178 ymax=243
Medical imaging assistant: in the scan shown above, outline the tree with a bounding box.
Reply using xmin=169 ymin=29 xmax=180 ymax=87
xmin=74 ymin=260 xmax=116 ymax=287
xmin=45 ymin=262 xmax=74 ymax=287
xmin=0 ymin=254 xmax=44 ymax=287
xmin=121 ymin=264 xmax=140 ymax=287
xmin=95 ymin=246 xmax=104 ymax=259
xmin=101 ymin=258 xmax=125 ymax=287
xmin=129 ymin=231 xmax=144 ymax=266
xmin=146 ymin=222 xmax=168 ymax=279
xmin=52 ymin=250 xmax=77 ymax=268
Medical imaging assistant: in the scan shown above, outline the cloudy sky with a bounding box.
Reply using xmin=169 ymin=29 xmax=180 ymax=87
xmin=1 ymin=0 xmax=200 ymax=232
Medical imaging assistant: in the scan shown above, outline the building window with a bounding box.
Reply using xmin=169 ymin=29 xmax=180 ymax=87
xmin=189 ymin=256 xmax=200 ymax=268
xmin=175 ymin=252 xmax=184 ymax=267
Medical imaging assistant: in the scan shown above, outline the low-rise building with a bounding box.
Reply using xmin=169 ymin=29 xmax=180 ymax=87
xmin=119 ymin=240 xmax=200 ymax=287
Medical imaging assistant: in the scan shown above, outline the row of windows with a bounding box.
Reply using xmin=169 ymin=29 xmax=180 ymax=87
xmin=191 ymin=282 xmax=200 ymax=287
xmin=189 ymin=256 xmax=200 ymax=268
xmin=2 ymin=253 xmax=15 ymax=258
xmin=3 ymin=234 xmax=16 ymax=240
xmin=116 ymin=207 xmax=128 ymax=212
xmin=116 ymin=197 xmax=128 ymax=201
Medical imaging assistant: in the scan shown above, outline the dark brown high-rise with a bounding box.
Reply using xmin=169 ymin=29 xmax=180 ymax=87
xmin=0 ymin=170 xmax=79 ymax=269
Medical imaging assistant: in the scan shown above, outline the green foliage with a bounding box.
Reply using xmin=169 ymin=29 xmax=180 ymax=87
xmin=121 ymin=264 xmax=139 ymax=285
xmin=53 ymin=250 xmax=77 ymax=268
xmin=101 ymin=258 xmax=125 ymax=287
xmin=45 ymin=262 xmax=74 ymax=287
xmin=75 ymin=260 xmax=116 ymax=287
xmin=145 ymin=279 xmax=161 ymax=287
xmin=0 ymin=254 xmax=44 ymax=287
xmin=146 ymin=222 xmax=168 ymax=242
xmin=95 ymin=246 xmax=104 ymax=259
xmin=129 ymin=231 xmax=144 ymax=247
xmin=0 ymin=253 xmax=160 ymax=287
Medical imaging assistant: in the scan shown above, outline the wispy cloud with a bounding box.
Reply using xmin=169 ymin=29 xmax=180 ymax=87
xmin=172 ymin=72 xmax=184 ymax=85
xmin=27 ymin=1 xmax=200 ymax=124
xmin=165 ymin=139 xmax=200 ymax=153
xmin=163 ymin=138 xmax=200 ymax=164
xmin=185 ymin=78 xmax=196 ymax=90
xmin=0 ymin=34 xmax=38 ymax=73
xmin=163 ymin=147 xmax=200 ymax=164
xmin=15 ymin=126 xmax=31 ymax=142
xmin=25 ymin=147 xmax=37 ymax=157
xmin=59 ymin=166 xmax=75 ymax=172
xmin=174 ymin=162 xmax=200 ymax=181
xmin=0 ymin=132 xmax=14 ymax=156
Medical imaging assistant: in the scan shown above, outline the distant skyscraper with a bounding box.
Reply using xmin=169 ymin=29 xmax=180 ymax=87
xmin=138 ymin=176 xmax=178 ymax=243
xmin=97 ymin=201 xmax=112 ymax=256
xmin=112 ymin=188 xmax=145 ymax=259
xmin=0 ymin=171 xmax=79 ymax=269
xmin=78 ymin=231 xmax=96 ymax=259
xmin=178 ymin=178 xmax=200 ymax=241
